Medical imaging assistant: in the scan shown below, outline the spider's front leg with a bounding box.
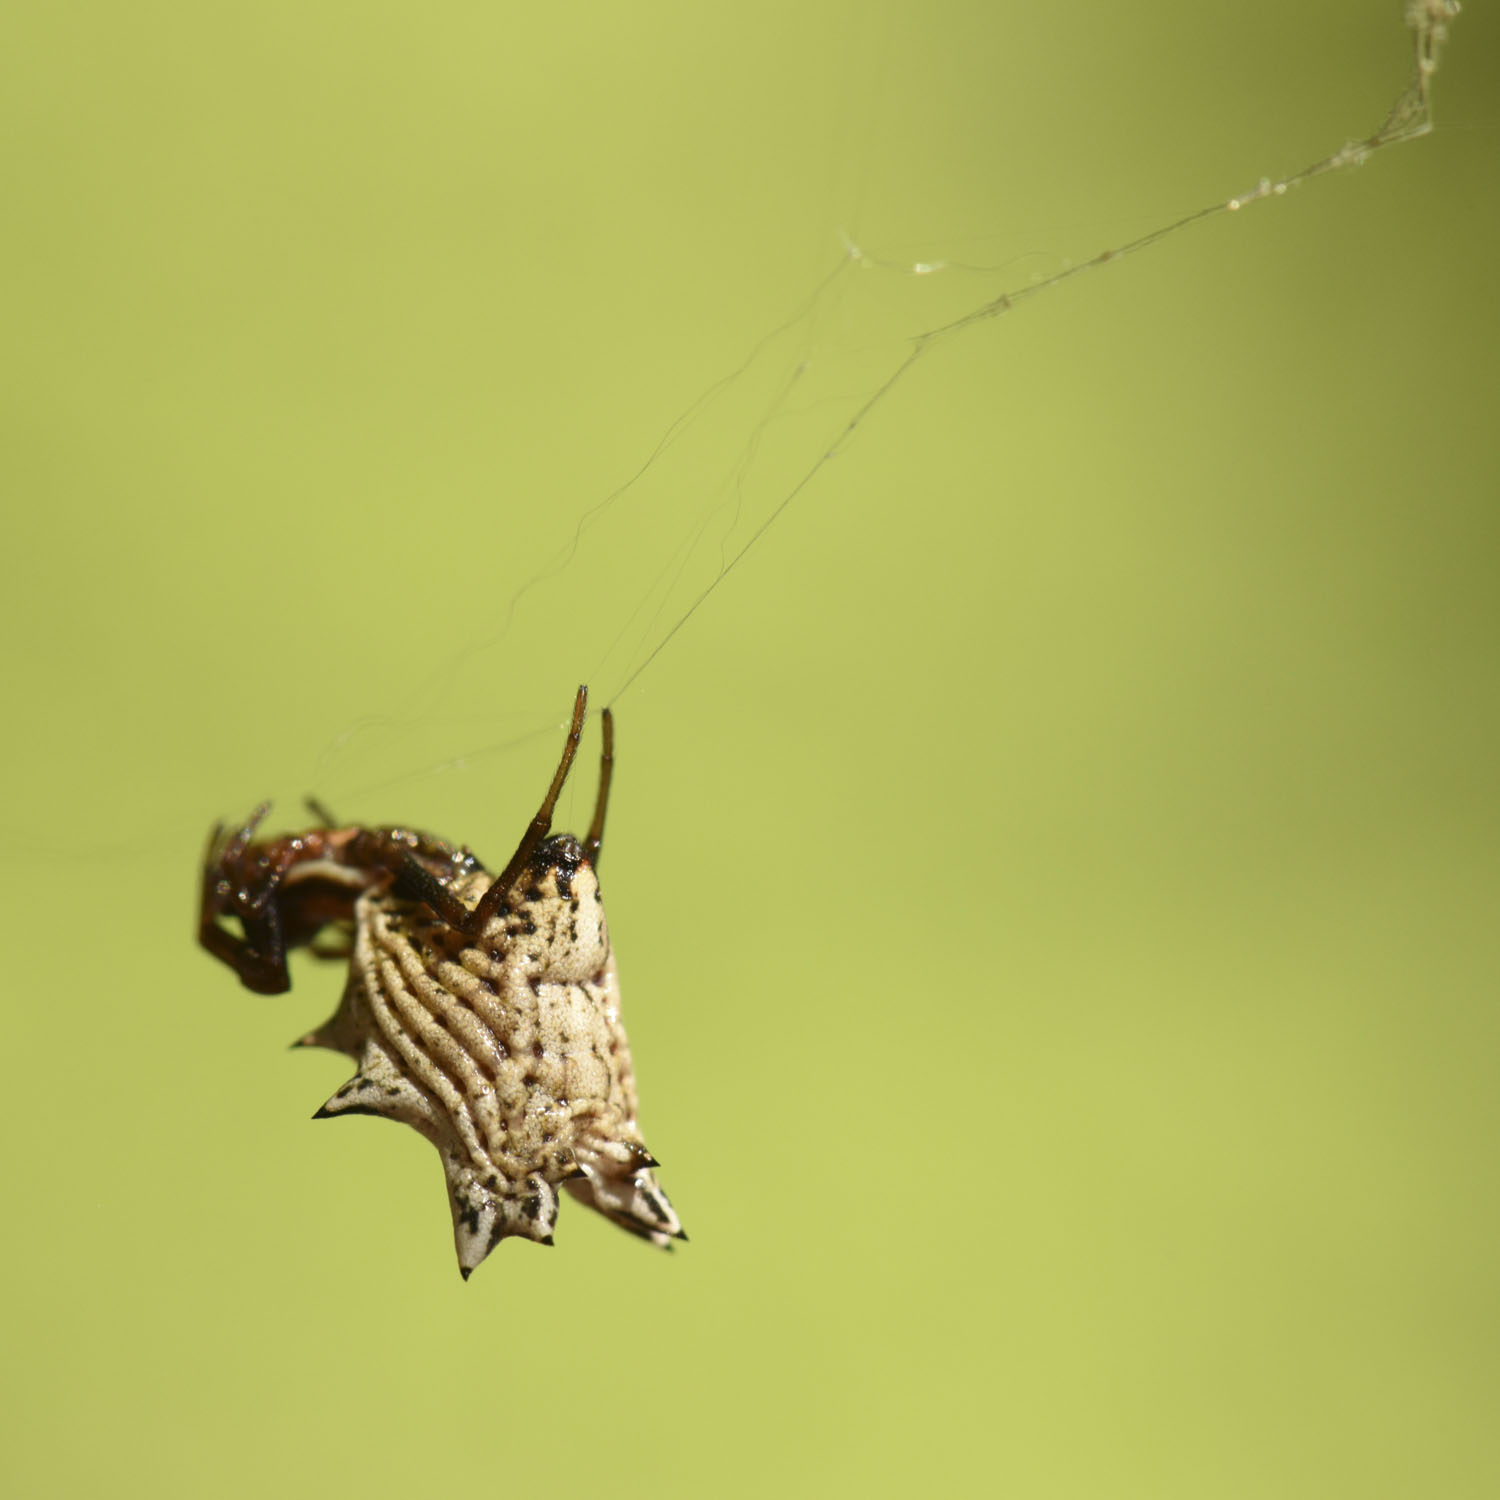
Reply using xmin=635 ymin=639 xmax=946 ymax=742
xmin=200 ymin=805 xmax=288 ymax=993
xmin=199 ymin=808 xmax=374 ymax=995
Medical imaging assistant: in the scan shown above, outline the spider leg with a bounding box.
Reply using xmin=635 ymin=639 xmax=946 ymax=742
xmin=199 ymin=804 xmax=295 ymax=994
xmin=387 ymin=852 xmax=475 ymax=929
xmin=207 ymin=802 xmax=272 ymax=872
xmin=304 ymin=795 xmax=340 ymax=827
xmin=198 ymin=913 xmax=293 ymax=994
xmin=583 ymin=706 xmax=614 ymax=869
xmin=463 ymin=685 xmax=588 ymax=937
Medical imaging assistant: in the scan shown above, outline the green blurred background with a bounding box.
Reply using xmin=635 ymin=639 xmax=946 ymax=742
xmin=4 ymin=3 xmax=1497 ymax=1496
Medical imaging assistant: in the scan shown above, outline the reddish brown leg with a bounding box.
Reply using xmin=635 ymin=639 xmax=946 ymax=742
xmin=304 ymin=796 xmax=340 ymax=827
xmin=198 ymin=805 xmax=297 ymax=994
xmin=385 ymin=853 xmax=476 ymax=929
xmin=583 ymin=706 xmax=614 ymax=869
xmin=463 ymin=686 xmax=588 ymax=936
xmin=338 ymin=825 xmax=481 ymax=931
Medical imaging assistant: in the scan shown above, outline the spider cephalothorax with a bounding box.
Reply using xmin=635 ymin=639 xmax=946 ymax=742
xmin=199 ymin=686 xmax=684 ymax=1278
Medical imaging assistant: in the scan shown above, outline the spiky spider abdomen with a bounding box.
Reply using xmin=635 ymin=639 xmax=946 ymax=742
xmin=199 ymin=688 xmax=683 ymax=1279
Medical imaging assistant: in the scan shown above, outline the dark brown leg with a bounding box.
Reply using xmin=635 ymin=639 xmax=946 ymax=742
xmin=199 ymin=805 xmax=297 ymax=994
xmin=304 ymin=796 xmax=340 ymax=827
xmin=387 ymin=854 xmax=475 ymax=928
xmin=199 ymin=907 xmax=292 ymax=994
xmin=583 ymin=707 xmax=613 ymax=869
xmin=463 ymin=686 xmax=588 ymax=936
xmin=335 ymin=825 xmax=482 ymax=931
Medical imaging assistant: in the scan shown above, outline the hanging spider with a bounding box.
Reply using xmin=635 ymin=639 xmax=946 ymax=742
xmin=198 ymin=685 xmax=684 ymax=1279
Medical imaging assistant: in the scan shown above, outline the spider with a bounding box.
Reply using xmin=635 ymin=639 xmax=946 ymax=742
xmin=199 ymin=685 xmax=684 ymax=1279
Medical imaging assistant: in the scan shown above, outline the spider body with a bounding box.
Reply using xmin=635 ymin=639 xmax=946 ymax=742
xmin=199 ymin=688 xmax=684 ymax=1278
